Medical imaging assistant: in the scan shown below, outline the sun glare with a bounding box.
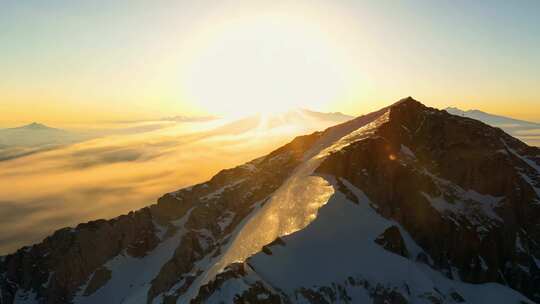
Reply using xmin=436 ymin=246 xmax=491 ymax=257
xmin=178 ymin=14 xmax=354 ymax=118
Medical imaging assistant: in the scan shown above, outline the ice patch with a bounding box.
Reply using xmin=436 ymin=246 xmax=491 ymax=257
xmin=13 ymin=289 xmax=38 ymax=304
xmin=505 ymin=145 xmax=540 ymax=173
xmin=421 ymin=191 xmax=503 ymax=229
xmin=204 ymin=278 xmax=250 ymax=304
xmin=516 ymin=235 xmax=526 ymax=252
xmin=420 ymin=168 xmax=505 ymax=233
xmin=201 ymin=178 xmax=246 ymax=200
xmin=217 ymin=211 xmax=235 ymax=232
xmin=240 ymin=163 xmax=257 ymax=172
xmin=400 ymin=144 xmax=416 ymax=159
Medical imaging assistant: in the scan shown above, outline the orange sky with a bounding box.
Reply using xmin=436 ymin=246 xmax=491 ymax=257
xmin=1 ymin=0 xmax=539 ymax=126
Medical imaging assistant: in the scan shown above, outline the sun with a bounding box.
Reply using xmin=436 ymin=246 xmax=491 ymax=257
xmin=177 ymin=13 xmax=354 ymax=118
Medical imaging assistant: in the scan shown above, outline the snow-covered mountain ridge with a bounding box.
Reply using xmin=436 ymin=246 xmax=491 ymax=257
xmin=1 ymin=98 xmax=539 ymax=304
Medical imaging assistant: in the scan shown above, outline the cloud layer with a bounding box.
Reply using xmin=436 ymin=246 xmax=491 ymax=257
xmin=0 ymin=110 xmax=351 ymax=254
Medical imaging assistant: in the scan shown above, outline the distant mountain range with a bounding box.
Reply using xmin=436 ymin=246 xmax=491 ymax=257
xmin=0 ymin=110 xmax=355 ymax=163
xmin=444 ymin=107 xmax=539 ymax=129
xmin=2 ymin=98 xmax=538 ymax=303
xmin=444 ymin=107 xmax=540 ymax=146
xmin=2 ymin=108 xmax=534 ymax=162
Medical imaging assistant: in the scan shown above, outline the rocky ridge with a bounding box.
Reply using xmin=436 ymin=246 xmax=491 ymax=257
xmin=1 ymin=97 xmax=539 ymax=304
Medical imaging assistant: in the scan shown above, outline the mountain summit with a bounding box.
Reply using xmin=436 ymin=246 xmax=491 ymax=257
xmin=14 ymin=122 xmax=56 ymax=131
xmin=1 ymin=98 xmax=539 ymax=304
xmin=0 ymin=123 xmax=87 ymax=161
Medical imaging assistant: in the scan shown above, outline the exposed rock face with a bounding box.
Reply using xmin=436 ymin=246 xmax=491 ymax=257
xmin=374 ymin=226 xmax=409 ymax=258
xmin=1 ymin=97 xmax=539 ymax=304
xmin=0 ymin=208 xmax=159 ymax=304
xmin=316 ymin=98 xmax=540 ymax=301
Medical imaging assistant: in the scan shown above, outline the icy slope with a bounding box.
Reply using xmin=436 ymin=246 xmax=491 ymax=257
xmin=178 ymin=106 xmax=392 ymax=303
xmin=196 ymin=178 xmax=533 ymax=303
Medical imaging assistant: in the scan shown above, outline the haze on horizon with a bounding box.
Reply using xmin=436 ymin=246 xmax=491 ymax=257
xmin=1 ymin=0 xmax=540 ymax=126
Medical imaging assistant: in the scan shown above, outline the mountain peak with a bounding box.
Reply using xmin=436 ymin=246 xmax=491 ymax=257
xmin=18 ymin=122 xmax=54 ymax=130
xmin=384 ymin=96 xmax=427 ymax=115
xmin=393 ymin=96 xmax=420 ymax=106
xmin=444 ymin=106 xmax=463 ymax=113
xmin=1 ymin=99 xmax=539 ymax=304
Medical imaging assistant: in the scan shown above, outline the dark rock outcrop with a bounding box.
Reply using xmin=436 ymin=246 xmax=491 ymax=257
xmin=0 ymin=208 xmax=158 ymax=304
xmin=374 ymin=226 xmax=409 ymax=258
xmin=83 ymin=267 xmax=111 ymax=296
xmin=316 ymin=98 xmax=540 ymax=302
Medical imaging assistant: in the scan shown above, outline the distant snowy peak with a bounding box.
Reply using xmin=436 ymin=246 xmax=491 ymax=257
xmin=12 ymin=122 xmax=57 ymax=131
xmin=445 ymin=106 xmax=540 ymax=147
xmin=159 ymin=115 xmax=218 ymax=123
xmin=159 ymin=109 xmax=352 ymax=124
xmin=0 ymin=122 xmax=76 ymax=147
xmin=444 ymin=107 xmax=540 ymax=128
xmin=297 ymin=108 xmax=354 ymax=122
xmin=0 ymin=122 xmax=88 ymax=161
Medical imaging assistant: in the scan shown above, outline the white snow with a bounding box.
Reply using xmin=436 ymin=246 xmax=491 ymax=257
xmin=496 ymin=149 xmax=509 ymax=155
xmin=249 ymin=181 xmax=431 ymax=291
xmin=217 ymin=211 xmax=235 ymax=232
xmin=420 ymin=167 xmax=506 ymax=235
xmin=478 ymin=256 xmax=489 ymax=271
xmin=204 ymin=279 xmax=250 ymax=304
xmin=74 ymin=209 xmax=193 ymax=304
xmin=516 ymin=235 xmax=526 ymax=252
xmin=505 ymin=144 xmax=540 ymax=173
xmin=400 ymin=144 xmax=416 ymax=159
xmin=153 ymin=220 xmax=168 ymax=240
xmin=201 ymin=178 xmax=246 ymax=200
xmin=534 ymin=257 xmax=540 ymax=269
xmin=240 ymin=163 xmax=257 ymax=172
xmin=421 ymin=190 xmax=503 ymax=231
xmin=501 ymin=139 xmax=540 ymax=200
xmin=244 ymin=179 xmax=533 ymax=303
xmin=13 ymin=289 xmax=38 ymax=304
xmin=42 ymin=271 xmax=54 ymax=288
xmin=520 ymin=172 xmax=540 ymax=199
xmin=197 ymin=264 xmax=272 ymax=304
xmin=177 ymin=109 xmax=393 ymax=302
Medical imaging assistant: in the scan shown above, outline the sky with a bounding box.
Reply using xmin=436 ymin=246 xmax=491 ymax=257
xmin=1 ymin=0 xmax=539 ymax=125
